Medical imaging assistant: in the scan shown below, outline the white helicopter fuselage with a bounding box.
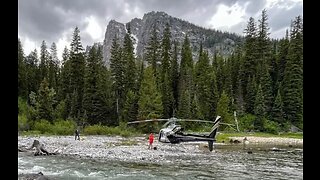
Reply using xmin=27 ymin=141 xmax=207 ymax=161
xmin=158 ymin=123 xmax=183 ymax=143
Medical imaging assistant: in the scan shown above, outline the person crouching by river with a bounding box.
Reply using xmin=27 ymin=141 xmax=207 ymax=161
xmin=75 ymin=129 xmax=80 ymax=140
xmin=148 ymin=133 xmax=154 ymax=149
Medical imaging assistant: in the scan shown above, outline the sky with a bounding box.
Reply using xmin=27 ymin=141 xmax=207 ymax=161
xmin=18 ymin=0 xmax=303 ymax=60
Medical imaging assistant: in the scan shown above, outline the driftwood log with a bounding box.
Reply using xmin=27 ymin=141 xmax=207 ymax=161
xmin=18 ymin=140 xmax=58 ymax=156
xmin=18 ymin=172 xmax=50 ymax=180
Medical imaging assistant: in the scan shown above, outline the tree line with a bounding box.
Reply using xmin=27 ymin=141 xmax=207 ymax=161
xmin=18 ymin=10 xmax=303 ymax=133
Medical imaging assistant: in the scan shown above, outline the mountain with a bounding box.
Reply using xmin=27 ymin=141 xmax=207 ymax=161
xmin=102 ymin=11 xmax=243 ymax=67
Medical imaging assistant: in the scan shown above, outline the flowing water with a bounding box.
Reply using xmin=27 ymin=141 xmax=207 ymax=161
xmin=18 ymin=145 xmax=303 ymax=180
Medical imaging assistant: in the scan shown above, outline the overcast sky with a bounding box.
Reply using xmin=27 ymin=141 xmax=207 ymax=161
xmin=18 ymin=0 xmax=303 ymax=60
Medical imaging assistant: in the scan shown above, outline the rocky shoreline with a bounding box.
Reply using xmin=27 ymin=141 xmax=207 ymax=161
xmin=18 ymin=135 xmax=303 ymax=164
xmin=229 ymin=136 xmax=303 ymax=146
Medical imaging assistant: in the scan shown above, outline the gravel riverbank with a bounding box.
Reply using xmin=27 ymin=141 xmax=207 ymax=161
xmin=18 ymin=135 xmax=303 ymax=164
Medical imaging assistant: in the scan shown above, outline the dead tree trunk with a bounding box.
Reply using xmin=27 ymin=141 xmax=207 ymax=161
xmin=27 ymin=140 xmax=50 ymax=156
xmin=18 ymin=140 xmax=58 ymax=156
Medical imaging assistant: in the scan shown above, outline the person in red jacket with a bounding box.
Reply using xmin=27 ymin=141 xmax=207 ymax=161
xmin=148 ymin=133 xmax=154 ymax=149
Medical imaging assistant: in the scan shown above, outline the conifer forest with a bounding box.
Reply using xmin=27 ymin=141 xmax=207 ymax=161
xmin=18 ymin=10 xmax=303 ymax=133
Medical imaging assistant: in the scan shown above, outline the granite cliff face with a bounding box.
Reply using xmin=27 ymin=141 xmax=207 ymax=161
xmin=103 ymin=11 xmax=242 ymax=67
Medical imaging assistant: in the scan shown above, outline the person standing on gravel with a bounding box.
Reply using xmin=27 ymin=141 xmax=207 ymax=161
xmin=75 ymin=129 xmax=80 ymax=140
xmin=148 ymin=133 xmax=154 ymax=149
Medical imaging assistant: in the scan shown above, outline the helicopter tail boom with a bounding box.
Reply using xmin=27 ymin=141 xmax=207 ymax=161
xmin=208 ymin=116 xmax=221 ymax=138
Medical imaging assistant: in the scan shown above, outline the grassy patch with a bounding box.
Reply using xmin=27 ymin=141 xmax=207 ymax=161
xmin=31 ymin=119 xmax=76 ymax=135
xmin=216 ymin=132 xmax=303 ymax=142
xmin=278 ymin=132 xmax=303 ymax=139
xmin=20 ymin=130 xmax=42 ymax=136
xmin=83 ymin=123 xmax=140 ymax=137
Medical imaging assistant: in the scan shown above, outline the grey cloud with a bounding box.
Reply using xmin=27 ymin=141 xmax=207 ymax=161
xmin=229 ymin=22 xmax=247 ymax=36
xmin=267 ymin=2 xmax=303 ymax=32
xmin=18 ymin=0 xmax=302 ymax=50
xmin=126 ymin=0 xmax=240 ymax=28
xmin=244 ymin=0 xmax=267 ymax=15
xmin=19 ymin=0 xmax=123 ymax=47
xmin=18 ymin=0 xmax=240 ymax=48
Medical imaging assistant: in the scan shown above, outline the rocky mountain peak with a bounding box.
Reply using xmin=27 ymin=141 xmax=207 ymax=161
xmin=102 ymin=11 xmax=243 ymax=67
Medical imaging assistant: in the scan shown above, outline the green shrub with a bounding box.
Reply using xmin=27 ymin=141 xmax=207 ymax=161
xmin=119 ymin=130 xmax=131 ymax=137
xmin=52 ymin=119 xmax=76 ymax=135
xmin=280 ymin=121 xmax=291 ymax=132
xmin=54 ymin=101 xmax=66 ymax=120
xmin=84 ymin=124 xmax=107 ymax=135
xmin=18 ymin=114 xmax=29 ymax=131
xmin=263 ymin=119 xmax=279 ymax=134
xmin=20 ymin=130 xmax=42 ymax=136
xmin=238 ymin=114 xmax=256 ymax=132
xmin=33 ymin=120 xmax=53 ymax=134
xmin=26 ymin=106 xmax=38 ymax=123
xmin=83 ymin=123 xmax=138 ymax=137
xmin=18 ymin=97 xmax=28 ymax=115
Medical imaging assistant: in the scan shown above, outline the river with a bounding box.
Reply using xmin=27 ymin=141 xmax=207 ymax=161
xmin=18 ymin=144 xmax=303 ymax=180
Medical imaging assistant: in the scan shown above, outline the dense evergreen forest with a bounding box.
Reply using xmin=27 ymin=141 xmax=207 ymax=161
xmin=18 ymin=10 xmax=303 ymax=134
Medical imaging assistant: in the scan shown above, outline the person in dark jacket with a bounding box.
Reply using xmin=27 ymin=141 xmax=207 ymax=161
xmin=75 ymin=129 xmax=80 ymax=140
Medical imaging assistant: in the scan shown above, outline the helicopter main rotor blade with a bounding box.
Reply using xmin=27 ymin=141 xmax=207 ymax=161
xmin=127 ymin=119 xmax=169 ymax=124
xmin=175 ymin=119 xmax=215 ymax=123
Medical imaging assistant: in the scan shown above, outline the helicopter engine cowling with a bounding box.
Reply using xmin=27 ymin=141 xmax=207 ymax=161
xmin=167 ymin=134 xmax=181 ymax=144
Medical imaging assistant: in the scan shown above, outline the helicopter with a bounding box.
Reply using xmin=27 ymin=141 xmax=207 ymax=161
xmin=128 ymin=116 xmax=234 ymax=151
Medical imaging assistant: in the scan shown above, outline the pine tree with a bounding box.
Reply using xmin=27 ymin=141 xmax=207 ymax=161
xmin=195 ymin=43 xmax=213 ymax=119
xmin=216 ymin=91 xmax=233 ymax=127
xmin=177 ymin=35 xmax=194 ymax=118
xmin=83 ymin=45 xmax=108 ymax=125
xmin=99 ymin=66 xmax=118 ymax=126
xmin=48 ymin=42 xmax=59 ymax=91
xmin=208 ymin=70 xmax=219 ymax=121
xmin=270 ymin=89 xmax=284 ymax=124
xmin=69 ymin=27 xmax=85 ymax=123
xmin=58 ymin=46 xmax=71 ymax=102
xmin=138 ymin=67 xmax=163 ymax=120
xmin=18 ymin=38 xmax=27 ymax=98
xmin=269 ymin=41 xmax=278 ymax=95
xmin=145 ymin=23 xmax=160 ymax=81
xmin=123 ymin=23 xmax=137 ymax=96
xmin=37 ymin=78 xmax=55 ymax=122
xmin=230 ymin=47 xmax=241 ymax=103
xmin=171 ymin=40 xmax=179 ymax=114
xmin=277 ymin=30 xmax=289 ymax=84
xmin=245 ymin=76 xmax=256 ymax=114
xmin=257 ymin=9 xmax=271 ymax=68
xmin=40 ymin=40 xmax=49 ymax=81
xmin=254 ymin=84 xmax=266 ymax=131
xmin=243 ymin=17 xmax=258 ymax=98
xmin=259 ymin=62 xmax=273 ymax=116
xmin=178 ymin=89 xmax=192 ymax=119
xmin=25 ymin=49 xmax=39 ymax=99
xmin=223 ymin=58 xmax=233 ymax=98
xmin=123 ymin=90 xmax=139 ymax=122
xmin=282 ymin=16 xmax=303 ymax=128
xmin=234 ymin=57 xmax=245 ymax=115
xmin=160 ymin=23 xmax=173 ymax=118
xmin=110 ymin=35 xmax=125 ymax=121
xmin=190 ymin=94 xmax=202 ymax=119
xmin=215 ymin=54 xmax=225 ymax=96
xmin=69 ymin=89 xmax=79 ymax=120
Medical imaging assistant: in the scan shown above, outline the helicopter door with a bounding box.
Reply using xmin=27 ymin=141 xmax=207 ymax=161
xmin=159 ymin=130 xmax=167 ymax=142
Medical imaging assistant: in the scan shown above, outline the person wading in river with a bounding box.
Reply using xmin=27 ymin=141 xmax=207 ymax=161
xmin=148 ymin=133 xmax=154 ymax=149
